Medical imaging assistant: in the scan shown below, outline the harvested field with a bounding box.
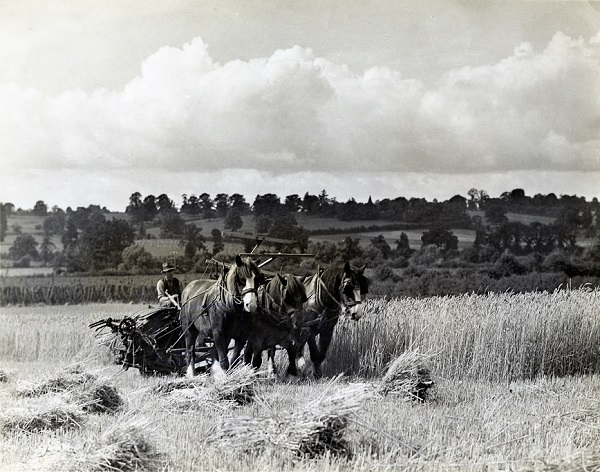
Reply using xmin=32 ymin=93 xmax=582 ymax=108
xmin=0 ymin=289 xmax=599 ymax=471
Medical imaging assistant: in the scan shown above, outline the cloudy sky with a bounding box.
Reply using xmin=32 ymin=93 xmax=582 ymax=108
xmin=1 ymin=0 xmax=599 ymax=211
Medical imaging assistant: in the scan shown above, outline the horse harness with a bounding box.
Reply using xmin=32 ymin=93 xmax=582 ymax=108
xmin=303 ymin=271 xmax=364 ymax=333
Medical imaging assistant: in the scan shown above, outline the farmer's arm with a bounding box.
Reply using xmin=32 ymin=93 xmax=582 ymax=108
xmin=157 ymin=279 xmax=170 ymax=305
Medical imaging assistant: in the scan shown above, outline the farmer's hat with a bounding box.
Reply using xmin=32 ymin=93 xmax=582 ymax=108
xmin=162 ymin=262 xmax=176 ymax=273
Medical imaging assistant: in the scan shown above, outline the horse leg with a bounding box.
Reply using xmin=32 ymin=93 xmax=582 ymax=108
xmin=306 ymin=335 xmax=324 ymax=378
xmin=284 ymin=343 xmax=300 ymax=378
xmin=230 ymin=338 xmax=245 ymax=367
xmin=212 ymin=333 xmax=230 ymax=373
xmin=184 ymin=325 xmax=199 ymax=378
xmin=267 ymin=347 xmax=278 ymax=377
xmin=251 ymin=344 xmax=263 ymax=370
xmin=312 ymin=326 xmax=336 ymax=379
xmin=243 ymin=341 xmax=254 ymax=365
xmin=295 ymin=342 xmax=307 ymax=374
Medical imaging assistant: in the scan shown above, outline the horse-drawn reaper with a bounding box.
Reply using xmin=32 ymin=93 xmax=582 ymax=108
xmin=90 ymin=253 xmax=369 ymax=379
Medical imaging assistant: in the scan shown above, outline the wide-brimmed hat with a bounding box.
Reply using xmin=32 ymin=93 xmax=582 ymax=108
xmin=162 ymin=262 xmax=176 ymax=273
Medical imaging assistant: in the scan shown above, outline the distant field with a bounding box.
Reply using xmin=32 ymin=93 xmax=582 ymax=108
xmin=135 ymin=239 xmax=185 ymax=258
xmin=0 ymin=214 xmax=63 ymax=255
xmin=468 ymin=209 xmax=556 ymax=225
xmin=0 ymin=267 xmax=56 ymax=277
xmin=0 ymin=209 xmax=569 ymax=259
xmin=311 ymin=228 xmax=477 ymax=249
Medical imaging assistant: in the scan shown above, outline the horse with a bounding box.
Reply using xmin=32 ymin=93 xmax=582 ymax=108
xmin=242 ymin=273 xmax=307 ymax=374
xmin=179 ymin=255 xmax=264 ymax=377
xmin=294 ymin=261 xmax=370 ymax=378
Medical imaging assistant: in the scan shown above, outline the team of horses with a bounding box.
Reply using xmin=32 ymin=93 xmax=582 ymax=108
xmin=179 ymin=255 xmax=369 ymax=378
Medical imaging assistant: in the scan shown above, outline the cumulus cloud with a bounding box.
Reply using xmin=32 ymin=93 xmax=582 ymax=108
xmin=1 ymin=32 xmax=599 ymax=187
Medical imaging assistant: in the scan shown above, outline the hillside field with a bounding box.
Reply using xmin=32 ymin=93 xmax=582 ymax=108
xmin=0 ymin=210 xmax=562 ymax=261
xmin=0 ymin=288 xmax=598 ymax=471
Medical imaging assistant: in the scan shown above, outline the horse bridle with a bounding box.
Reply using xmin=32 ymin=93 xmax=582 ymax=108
xmin=312 ymin=273 xmax=362 ymax=313
xmin=232 ymin=271 xmax=259 ymax=305
xmin=340 ymin=276 xmax=364 ymax=308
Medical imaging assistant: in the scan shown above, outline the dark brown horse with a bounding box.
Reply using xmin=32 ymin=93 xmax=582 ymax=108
xmin=179 ymin=255 xmax=264 ymax=377
xmin=295 ymin=261 xmax=369 ymax=378
xmin=243 ymin=273 xmax=307 ymax=373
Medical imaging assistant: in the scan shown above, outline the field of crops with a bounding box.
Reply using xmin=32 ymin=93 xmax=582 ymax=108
xmin=0 ymin=275 xmax=200 ymax=306
xmin=0 ymin=289 xmax=599 ymax=471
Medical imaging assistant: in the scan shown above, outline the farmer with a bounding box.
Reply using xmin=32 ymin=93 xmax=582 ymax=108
xmin=157 ymin=262 xmax=184 ymax=308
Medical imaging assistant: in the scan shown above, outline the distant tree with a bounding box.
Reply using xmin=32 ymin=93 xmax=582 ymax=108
xmin=43 ymin=211 xmax=66 ymax=235
xmin=253 ymin=194 xmax=281 ymax=216
xmin=61 ymin=219 xmax=78 ymax=248
xmin=585 ymin=235 xmax=600 ymax=263
xmin=285 ymin=194 xmax=303 ymax=212
xmin=211 ymin=228 xmax=224 ymax=256
xmin=421 ymin=226 xmax=458 ymax=255
xmin=370 ymin=234 xmax=392 ymax=259
xmin=214 ymin=194 xmax=230 ymax=218
xmin=159 ymin=210 xmax=186 ymax=238
xmin=338 ymin=198 xmax=359 ymax=221
xmin=199 ymin=193 xmax=216 ymax=220
xmin=126 ymin=192 xmax=146 ymax=226
xmin=181 ymin=194 xmax=201 ymax=216
xmin=156 ymin=194 xmax=175 ymax=213
xmin=224 ymin=208 xmax=243 ymax=232
xmin=58 ymin=207 xmax=136 ymax=272
xmin=32 ymin=200 xmax=48 ymax=216
xmin=268 ymin=210 xmax=310 ymax=252
xmin=491 ymin=251 xmax=527 ymax=277
xmin=142 ymin=195 xmax=158 ymax=221
xmin=8 ymin=234 xmax=39 ymax=260
xmin=2 ymin=202 xmax=14 ymax=216
xmin=485 ymin=202 xmax=508 ymax=225
xmin=39 ymin=231 xmax=56 ymax=266
xmin=228 ymin=194 xmax=250 ymax=214
xmin=395 ymin=232 xmax=413 ymax=258
xmin=121 ymin=245 xmax=155 ymax=272
xmin=318 ymin=189 xmax=331 ymax=212
xmin=449 ymin=194 xmax=468 ymax=208
xmin=0 ymin=203 xmax=7 ymax=242
xmin=180 ymin=224 xmax=206 ymax=260
xmin=467 ymin=189 xmax=488 ymax=210
xmin=309 ymin=241 xmax=338 ymax=265
xmin=509 ymin=188 xmax=526 ymax=200
xmin=255 ymin=214 xmax=273 ymax=234
xmin=338 ymin=237 xmax=363 ymax=262
xmin=126 ymin=192 xmax=142 ymax=212
xmin=302 ymin=192 xmax=319 ymax=213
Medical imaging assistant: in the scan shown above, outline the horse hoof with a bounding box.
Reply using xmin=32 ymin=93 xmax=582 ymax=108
xmin=211 ymin=363 xmax=227 ymax=380
xmin=284 ymin=374 xmax=300 ymax=384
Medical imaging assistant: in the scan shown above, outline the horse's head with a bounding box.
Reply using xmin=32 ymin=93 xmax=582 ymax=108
xmin=229 ymin=255 xmax=264 ymax=312
xmin=340 ymin=261 xmax=370 ymax=320
xmin=263 ymin=273 xmax=307 ymax=314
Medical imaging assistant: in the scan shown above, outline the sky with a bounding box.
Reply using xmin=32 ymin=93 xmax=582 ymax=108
xmin=0 ymin=0 xmax=599 ymax=212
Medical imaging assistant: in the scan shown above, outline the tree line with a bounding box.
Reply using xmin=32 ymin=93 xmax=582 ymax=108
xmin=1 ymin=188 xmax=599 ymax=286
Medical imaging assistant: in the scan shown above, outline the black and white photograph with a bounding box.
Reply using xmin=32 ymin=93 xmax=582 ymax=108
xmin=1 ymin=1 xmax=599 ymax=470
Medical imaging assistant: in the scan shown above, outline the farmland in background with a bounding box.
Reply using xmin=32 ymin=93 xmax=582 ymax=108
xmin=0 ymin=210 xmax=560 ymax=256
xmin=0 ymin=288 xmax=599 ymax=471
xmin=0 ymin=274 xmax=203 ymax=306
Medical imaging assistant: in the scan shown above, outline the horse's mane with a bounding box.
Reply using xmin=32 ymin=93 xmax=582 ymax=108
xmin=282 ymin=273 xmax=305 ymax=301
xmin=320 ymin=265 xmax=344 ymax=293
xmin=319 ymin=263 xmax=370 ymax=298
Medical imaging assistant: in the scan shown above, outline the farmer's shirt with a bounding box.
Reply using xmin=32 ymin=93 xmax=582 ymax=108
xmin=157 ymin=277 xmax=183 ymax=306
